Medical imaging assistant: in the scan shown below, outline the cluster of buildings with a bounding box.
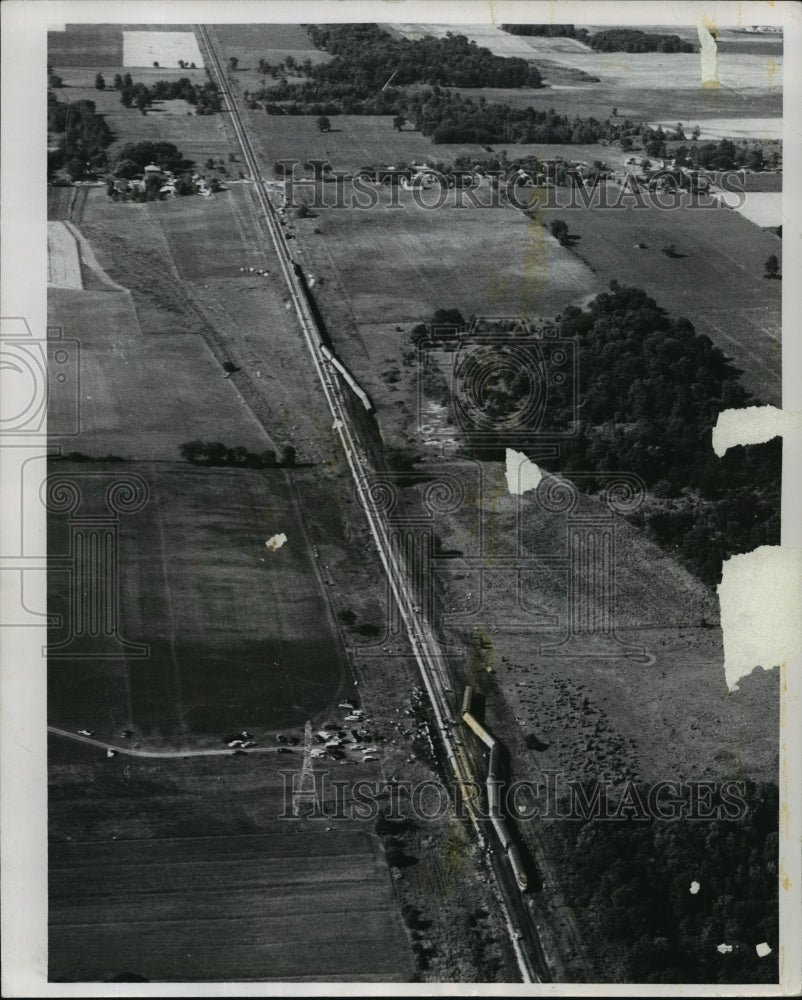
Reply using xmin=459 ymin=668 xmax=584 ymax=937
xmin=109 ymin=162 xmax=215 ymax=197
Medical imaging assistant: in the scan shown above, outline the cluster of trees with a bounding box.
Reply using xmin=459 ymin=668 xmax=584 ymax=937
xmin=109 ymin=72 xmax=222 ymax=114
xmin=556 ymin=781 xmax=778 ymax=982
xmin=501 ymin=23 xmax=694 ymax=52
xmin=419 ymin=286 xmax=779 ymax=586
xmin=113 ymin=141 xmax=193 ymax=176
xmin=679 ymin=138 xmax=775 ymax=172
xmin=179 ymin=441 xmax=296 ymax=468
xmin=588 ymin=28 xmax=694 ymax=52
xmin=304 ymin=24 xmax=543 ymax=88
xmin=254 ymin=24 xmax=659 ymax=147
xmin=47 ymin=91 xmax=114 ymax=180
xmin=551 ymin=286 xmax=780 ymax=584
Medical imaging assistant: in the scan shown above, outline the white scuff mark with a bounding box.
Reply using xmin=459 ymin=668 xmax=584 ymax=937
xmin=505 ymin=449 xmax=542 ymax=495
xmin=756 ymin=942 xmax=772 ymax=958
xmin=718 ymin=547 xmax=802 ymax=692
xmin=697 ymin=23 xmax=718 ymax=87
xmin=332 ymin=418 xmax=343 ymax=431
xmin=717 ymin=943 xmax=733 ymax=954
xmin=265 ymin=533 xmax=287 ymax=553
xmin=713 ymin=406 xmax=802 ymax=457
xmin=690 ymin=880 xmax=701 ymax=895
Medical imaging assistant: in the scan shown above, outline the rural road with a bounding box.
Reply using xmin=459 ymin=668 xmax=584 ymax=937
xmin=194 ymin=25 xmax=546 ymax=984
xmin=47 ymin=725 xmax=285 ymax=759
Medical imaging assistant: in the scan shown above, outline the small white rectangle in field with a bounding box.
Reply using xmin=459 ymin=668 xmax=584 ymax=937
xmin=122 ymin=31 xmax=204 ymax=68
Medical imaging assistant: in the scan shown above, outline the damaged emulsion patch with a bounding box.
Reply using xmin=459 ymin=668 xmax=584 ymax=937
xmin=714 ymin=405 xmax=802 ymax=691
xmin=698 ymin=20 xmax=719 ymax=88
xmin=718 ymin=547 xmax=802 ymax=692
xmin=505 ymin=449 xmax=542 ymax=495
xmin=265 ymin=533 xmax=288 ymax=553
xmin=690 ymin=881 xmax=701 ymax=895
xmin=712 ymin=406 xmax=802 ymax=457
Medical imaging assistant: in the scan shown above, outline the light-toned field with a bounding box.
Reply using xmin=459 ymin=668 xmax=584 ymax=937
xmin=47 ymin=222 xmax=83 ymax=289
xmin=48 ymin=284 xmax=271 ymax=459
xmin=731 ymin=190 xmax=783 ymax=227
xmin=538 ymin=191 xmax=782 ymax=404
xmin=294 ymin=183 xmax=602 ymax=325
xmin=122 ymin=30 xmax=204 ymax=68
xmin=653 ymin=117 xmax=783 ymax=140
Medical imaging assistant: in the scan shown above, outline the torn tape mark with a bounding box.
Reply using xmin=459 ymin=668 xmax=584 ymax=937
xmin=713 ymin=405 xmax=802 ymax=457
xmin=718 ymin=546 xmax=802 ymax=692
xmin=697 ymin=21 xmax=719 ymax=88
xmin=505 ymin=448 xmax=542 ymax=495
xmin=265 ymin=533 xmax=287 ymax=552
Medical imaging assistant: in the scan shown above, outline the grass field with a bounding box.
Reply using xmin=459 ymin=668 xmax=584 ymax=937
xmin=48 ymin=743 xmax=413 ymax=982
xmin=47 ymin=66 xmax=234 ymax=167
xmin=47 ymin=283 xmax=271 ymax=458
xmin=295 ymin=183 xmax=602 ymax=324
xmin=48 ymin=461 xmax=350 ymax=744
xmin=538 ymin=190 xmax=782 ymax=404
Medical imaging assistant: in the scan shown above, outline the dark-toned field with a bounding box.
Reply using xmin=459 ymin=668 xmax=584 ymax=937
xmin=48 ymin=462 xmax=350 ymax=744
xmin=48 ymin=740 xmax=414 ymax=982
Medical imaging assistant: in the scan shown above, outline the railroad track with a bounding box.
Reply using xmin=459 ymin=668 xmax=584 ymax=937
xmin=195 ymin=26 xmax=543 ymax=983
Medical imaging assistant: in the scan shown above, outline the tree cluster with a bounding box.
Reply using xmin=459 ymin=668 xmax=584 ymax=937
xmin=47 ymin=91 xmax=114 ymax=180
xmin=113 ymin=73 xmax=222 ymax=114
xmin=501 ymin=24 xmax=694 ymax=52
xmin=556 ymin=781 xmax=778 ymax=982
xmin=114 ymin=141 xmax=193 ymax=175
xmin=179 ymin=441 xmax=295 ymax=468
xmin=588 ymin=28 xmax=694 ymax=52
xmin=304 ymin=24 xmax=543 ymax=88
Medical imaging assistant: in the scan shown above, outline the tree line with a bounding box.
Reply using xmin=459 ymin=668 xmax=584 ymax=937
xmin=501 ymin=23 xmax=694 ymax=52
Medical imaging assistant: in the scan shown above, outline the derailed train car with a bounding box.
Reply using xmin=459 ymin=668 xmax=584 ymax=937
xmin=461 ymin=687 xmax=528 ymax=891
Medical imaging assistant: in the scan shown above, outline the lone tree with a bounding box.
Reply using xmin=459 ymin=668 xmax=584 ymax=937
xmin=764 ymin=254 xmax=780 ymax=279
xmin=227 ymin=56 xmax=239 ymax=73
xmin=316 ymin=115 xmax=331 ymax=133
xmin=392 ymin=114 xmax=405 ymax=132
xmin=95 ymin=72 xmax=105 ymax=90
xmin=549 ymin=219 xmax=570 ymax=246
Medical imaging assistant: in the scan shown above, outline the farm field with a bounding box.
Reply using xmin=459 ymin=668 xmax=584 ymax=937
xmin=48 ymin=461 xmax=350 ymax=744
xmin=47 ymin=65 xmax=233 ymax=167
xmin=293 ymin=182 xmax=603 ymax=325
xmin=47 ymin=282 xmax=271 ymax=459
xmin=245 ymin=110 xmax=644 ymax=176
xmin=391 ymin=458 xmax=779 ymax=787
xmin=388 ymin=23 xmax=782 ymax=93
xmin=48 ymin=24 xmax=204 ymax=67
xmin=538 ymin=192 xmax=782 ymax=405
xmin=48 ymin=743 xmax=413 ymax=982
xmin=211 ymin=22 xmax=332 ymax=74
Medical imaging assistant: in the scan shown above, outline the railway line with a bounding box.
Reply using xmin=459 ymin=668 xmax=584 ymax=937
xmin=194 ymin=25 xmax=547 ymax=983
